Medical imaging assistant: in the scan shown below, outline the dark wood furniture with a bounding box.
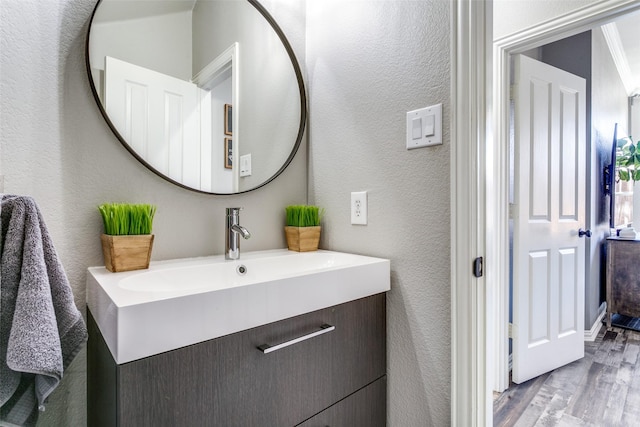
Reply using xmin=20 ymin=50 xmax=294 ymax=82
xmin=606 ymin=237 xmax=640 ymax=328
xmin=88 ymin=293 xmax=386 ymax=426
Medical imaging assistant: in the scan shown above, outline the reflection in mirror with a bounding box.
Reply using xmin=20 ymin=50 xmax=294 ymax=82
xmin=87 ymin=0 xmax=306 ymax=194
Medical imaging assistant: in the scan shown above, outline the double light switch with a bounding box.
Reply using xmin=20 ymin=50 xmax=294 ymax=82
xmin=406 ymin=103 xmax=442 ymax=149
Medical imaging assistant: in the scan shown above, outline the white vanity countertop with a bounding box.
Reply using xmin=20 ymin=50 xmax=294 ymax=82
xmin=87 ymin=249 xmax=390 ymax=364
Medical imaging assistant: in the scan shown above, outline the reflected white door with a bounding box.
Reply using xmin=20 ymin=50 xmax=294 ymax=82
xmin=104 ymin=56 xmax=201 ymax=188
xmin=512 ymin=55 xmax=586 ymax=384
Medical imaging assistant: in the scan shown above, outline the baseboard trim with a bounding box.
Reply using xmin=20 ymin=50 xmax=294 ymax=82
xmin=585 ymin=303 xmax=607 ymax=342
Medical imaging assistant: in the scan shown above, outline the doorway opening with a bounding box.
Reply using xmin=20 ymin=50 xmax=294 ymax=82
xmin=487 ymin=2 xmax=640 ymax=426
xmin=450 ymin=1 xmax=640 ymax=424
xmin=192 ymin=42 xmax=240 ymax=193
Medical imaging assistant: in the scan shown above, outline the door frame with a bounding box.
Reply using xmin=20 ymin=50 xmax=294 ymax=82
xmin=451 ymin=0 xmax=640 ymax=425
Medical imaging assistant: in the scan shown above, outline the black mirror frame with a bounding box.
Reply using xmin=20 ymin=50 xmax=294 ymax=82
xmin=85 ymin=0 xmax=307 ymax=195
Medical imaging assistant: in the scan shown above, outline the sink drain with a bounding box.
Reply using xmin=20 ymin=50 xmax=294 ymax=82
xmin=236 ymin=264 xmax=248 ymax=276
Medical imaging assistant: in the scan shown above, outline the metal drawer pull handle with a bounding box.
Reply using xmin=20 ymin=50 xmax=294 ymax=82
xmin=258 ymin=324 xmax=335 ymax=354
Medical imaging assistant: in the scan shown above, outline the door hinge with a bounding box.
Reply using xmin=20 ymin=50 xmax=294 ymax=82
xmin=509 ymin=203 xmax=515 ymax=219
xmin=473 ymin=257 xmax=483 ymax=278
xmin=510 ymin=84 xmax=515 ymax=100
xmin=508 ymin=322 xmax=513 ymax=339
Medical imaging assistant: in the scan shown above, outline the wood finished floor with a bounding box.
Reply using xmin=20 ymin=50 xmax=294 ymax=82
xmin=494 ymin=325 xmax=640 ymax=426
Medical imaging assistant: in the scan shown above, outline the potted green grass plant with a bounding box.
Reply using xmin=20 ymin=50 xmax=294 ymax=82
xmin=98 ymin=203 xmax=157 ymax=272
xmin=284 ymin=205 xmax=324 ymax=252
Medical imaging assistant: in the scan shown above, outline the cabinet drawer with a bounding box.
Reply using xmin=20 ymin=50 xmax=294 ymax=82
xmin=297 ymin=376 xmax=386 ymax=427
xmin=115 ymin=293 xmax=386 ymax=426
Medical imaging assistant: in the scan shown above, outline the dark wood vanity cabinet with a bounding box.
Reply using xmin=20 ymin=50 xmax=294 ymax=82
xmin=88 ymin=293 xmax=386 ymax=426
xmin=606 ymin=237 xmax=640 ymax=327
xmin=297 ymin=376 xmax=386 ymax=427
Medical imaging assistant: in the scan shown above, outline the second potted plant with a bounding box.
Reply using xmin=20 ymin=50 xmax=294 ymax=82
xmin=99 ymin=203 xmax=157 ymax=272
xmin=285 ymin=205 xmax=324 ymax=252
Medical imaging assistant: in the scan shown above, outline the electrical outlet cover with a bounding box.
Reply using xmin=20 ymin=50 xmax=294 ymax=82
xmin=351 ymin=191 xmax=368 ymax=225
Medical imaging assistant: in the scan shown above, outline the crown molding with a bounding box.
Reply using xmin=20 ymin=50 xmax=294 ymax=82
xmin=601 ymin=22 xmax=637 ymax=95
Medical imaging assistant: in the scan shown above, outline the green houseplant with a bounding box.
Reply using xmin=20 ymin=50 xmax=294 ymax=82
xmin=284 ymin=205 xmax=324 ymax=252
xmin=98 ymin=203 xmax=157 ymax=272
xmin=617 ymin=137 xmax=640 ymax=182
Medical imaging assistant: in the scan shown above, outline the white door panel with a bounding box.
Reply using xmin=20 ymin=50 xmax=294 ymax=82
xmin=105 ymin=56 xmax=200 ymax=188
xmin=512 ymin=55 xmax=586 ymax=384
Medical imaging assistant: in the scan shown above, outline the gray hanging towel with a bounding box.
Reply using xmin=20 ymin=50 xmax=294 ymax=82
xmin=0 ymin=195 xmax=87 ymax=426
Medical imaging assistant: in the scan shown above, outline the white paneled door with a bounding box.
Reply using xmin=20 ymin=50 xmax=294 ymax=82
xmin=512 ymin=55 xmax=587 ymax=384
xmin=104 ymin=56 xmax=201 ymax=189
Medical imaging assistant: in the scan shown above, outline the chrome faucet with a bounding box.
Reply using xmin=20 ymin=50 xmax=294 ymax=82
xmin=225 ymin=207 xmax=251 ymax=260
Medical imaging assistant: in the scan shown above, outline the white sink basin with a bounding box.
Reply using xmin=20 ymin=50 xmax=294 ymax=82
xmin=87 ymin=249 xmax=390 ymax=364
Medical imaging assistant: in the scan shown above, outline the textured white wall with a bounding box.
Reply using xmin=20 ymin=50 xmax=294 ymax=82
xmin=494 ymin=0 xmax=600 ymax=39
xmin=0 ymin=0 xmax=306 ymax=425
xmin=89 ymin=9 xmax=193 ymax=82
xmin=306 ymin=1 xmax=451 ymax=425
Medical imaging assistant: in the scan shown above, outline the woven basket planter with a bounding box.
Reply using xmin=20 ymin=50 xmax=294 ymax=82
xmin=101 ymin=234 xmax=154 ymax=272
xmin=284 ymin=226 xmax=321 ymax=252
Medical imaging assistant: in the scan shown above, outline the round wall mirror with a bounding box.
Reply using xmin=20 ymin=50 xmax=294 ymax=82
xmin=86 ymin=0 xmax=306 ymax=194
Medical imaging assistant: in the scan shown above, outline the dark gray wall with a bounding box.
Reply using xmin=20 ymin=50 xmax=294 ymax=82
xmin=591 ymin=28 xmax=629 ymax=319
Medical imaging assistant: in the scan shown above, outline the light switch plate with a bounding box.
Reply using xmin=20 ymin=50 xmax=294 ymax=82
xmin=240 ymin=154 xmax=252 ymax=177
xmin=406 ymin=103 xmax=442 ymax=149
